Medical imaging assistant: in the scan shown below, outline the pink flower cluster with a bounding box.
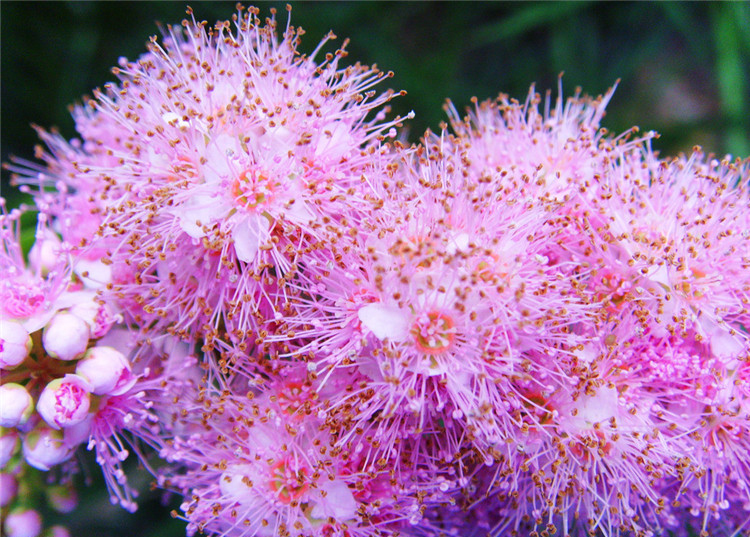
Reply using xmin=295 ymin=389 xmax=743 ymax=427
xmin=3 ymin=5 xmax=750 ymax=537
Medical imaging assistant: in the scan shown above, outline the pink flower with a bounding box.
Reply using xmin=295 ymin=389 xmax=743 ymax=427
xmin=16 ymin=6 xmax=409 ymax=343
xmin=36 ymin=374 xmax=92 ymax=429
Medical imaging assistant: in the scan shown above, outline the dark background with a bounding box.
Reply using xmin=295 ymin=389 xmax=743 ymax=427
xmin=1 ymin=2 xmax=749 ymax=535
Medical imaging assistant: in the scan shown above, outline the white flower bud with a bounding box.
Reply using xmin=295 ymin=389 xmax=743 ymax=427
xmin=0 ymin=383 xmax=34 ymax=428
xmin=0 ymin=320 xmax=32 ymax=370
xmin=68 ymin=300 xmax=117 ymax=339
xmin=36 ymin=374 xmax=91 ymax=430
xmin=22 ymin=425 xmax=72 ymax=471
xmin=42 ymin=312 xmax=90 ymax=361
xmin=76 ymin=346 xmax=133 ymax=396
xmin=28 ymin=229 xmax=62 ymax=275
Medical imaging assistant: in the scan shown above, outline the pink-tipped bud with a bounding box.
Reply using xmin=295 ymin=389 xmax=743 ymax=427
xmin=0 ymin=320 xmax=32 ymax=370
xmin=0 ymin=472 xmax=18 ymax=507
xmin=0 ymin=383 xmax=34 ymax=428
xmin=3 ymin=508 xmax=42 ymax=537
xmin=42 ymin=312 xmax=90 ymax=361
xmin=68 ymin=299 xmax=117 ymax=339
xmin=22 ymin=425 xmax=72 ymax=471
xmin=46 ymin=484 xmax=78 ymax=513
xmin=36 ymin=375 xmax=91 ymax=430
xmin=44 ymin=527 xmax=71 ymax=537
xmin=0 ymin=429 xmax=20 ymax=468
xmin=28 ymin=228 xmax=62 ymax=275
xmin=76 ymin=346 xmax=133 ymax=396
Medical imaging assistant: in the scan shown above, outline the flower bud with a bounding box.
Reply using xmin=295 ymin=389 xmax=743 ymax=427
xmin=76 ymin=346 xmax=133 ymax=395
xmin=42 ymin=312 xmax=90 ymax=361
xmin=22 ymin=425 xmax=72 ymax=471
xmin=3 ymin=508 xmax=42 ymax=537
xmin=62 ymin=417 xmax=91 ymax=451
xmin=0 ymin=429 xmax=19 ymax=468
xmin=46 ymin=484 xmax=78 ymax=513
xmin=68 ymin=300 xmax=117 ymax=339
xmin=28 ymin=228 xmax=62 ymax=275
xmin=36 ymin=374 xmax=91 ymax=429
xmin=43 ymin=527 xmax=71 ymax=537
xmin=0 ymin=383 xmax=34 ymax=428
xmin=0 ymin=472 xmax=18 ymax=507
xmin=0 ymin=320 xmax=32 ymax=370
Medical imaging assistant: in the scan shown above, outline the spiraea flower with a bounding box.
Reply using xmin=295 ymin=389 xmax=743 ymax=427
xmin=12 ymin=5 xmax=410 ymax=349
xmin=5 ymin=3 xmax=750 ymax=536
xmin=156 ymin=364 xmax=451 ymax=537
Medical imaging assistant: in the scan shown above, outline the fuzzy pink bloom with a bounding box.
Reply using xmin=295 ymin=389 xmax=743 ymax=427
xmin=14 ymin=6 xmax=409 ymax=346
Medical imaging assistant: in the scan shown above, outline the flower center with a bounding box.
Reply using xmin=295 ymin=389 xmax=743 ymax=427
xmin=1 ymin=281 xmax=46 ymax=318
xmin=269 ymin=459 xmax=309 ymax=504
xmin=411 ymin=311 xmax=456 ymax=355
xmin=232 ymin=168 xmax=276 ymax=211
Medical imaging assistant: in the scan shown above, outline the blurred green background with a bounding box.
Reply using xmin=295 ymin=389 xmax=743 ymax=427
xmin=1 ymin=1 xmax=749 ymax=535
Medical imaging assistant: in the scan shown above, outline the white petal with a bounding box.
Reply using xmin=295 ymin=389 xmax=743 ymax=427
xmin=357 ymin=303 xmax=409 ymax=341
xmin=310 ymin=480 xmax=358 ymax=521
xmin=233 ymin=218 xmax=268 ymax=263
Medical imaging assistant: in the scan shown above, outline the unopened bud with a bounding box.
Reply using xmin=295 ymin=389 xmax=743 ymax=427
xmin=37 ymin=374 xmax=91 ymax=429
xmin=43 ymin=527 xmax=72 ymax=537
xmin=68 ymin=299 xmax=117 ymax=339
xmin=76 ymin=346 xmax=133 ymax=395
xmin=0 ymin=320 xmax=32 ymax=370
xmin=0 ymin=429 xmax=19 ymax=468
xmin=22 ymin=425 xmax=72 ymax=471
xmin=4 ymin=508 xmax=42 ymax=537
xmin=46 ymin=484 xmax=78 ymax=513
xmin=0 ymin=472 xmax=18 ymax=507
xmin=28 ymin=228 xmax=62 ymax=275
xmin=42 ymin=312 xmax=90 ymax=361
xmin=0 ymin=383 xmax=34 ymax=428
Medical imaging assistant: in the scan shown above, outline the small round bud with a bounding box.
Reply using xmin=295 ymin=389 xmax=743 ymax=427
xmin=68 ymin=299 xmax=117 ymax=339
xmin=46 ymin=484 xmax=78 ymax=514
xmin=22 ymin=425 xmax=72 ymax=471
xmin=42 ymin=312 xmax=90 ymax=361
xmin=36 ymin=374 xmax=91 ymax=429
xmin=28 ymin=228 xmax=62 ymax=275
xmin=76 ymin=346 xmax=133 ymax=395
xmin=0 ymin=472 xmax=18 ymax=507
xmin=4 ymin=508 xmax=42 ymax=537
xmin=0 ymin=429 xmax=20 ymax=468
xmin=0 ymin=383 xmax=34 ymax=428
xmin=0 ymin=320 xmax=32 ymax=370
xmin=43 ymin=527 xmax=72 ymax=537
